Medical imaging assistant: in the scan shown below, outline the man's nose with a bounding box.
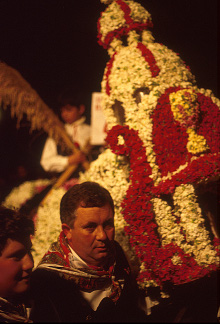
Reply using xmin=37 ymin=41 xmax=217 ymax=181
xmin=23 ymin=253 xmax=34 ymax=271
xmin=96 ymin=226 xmax=107 ymax=240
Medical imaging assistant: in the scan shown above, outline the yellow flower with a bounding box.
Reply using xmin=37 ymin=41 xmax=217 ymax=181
xmin=186 ymin=128 xmax=209 ymax=154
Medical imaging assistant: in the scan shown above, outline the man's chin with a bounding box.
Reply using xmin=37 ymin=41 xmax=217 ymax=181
xmin=94 ymin=252 xmax=115 ymax=268
xmin=96 ymin=250 xmax=109 ymax=259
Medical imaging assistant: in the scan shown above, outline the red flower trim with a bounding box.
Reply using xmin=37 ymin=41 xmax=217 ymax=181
xmin=104 ymin=52 xmax=117 ymax=96
xmin=116 ymin=0 xmax=132 ymax=25
xmin=137 ymin=42 xmax=160 ymax=77
xmin=98 ymin=22 xmax=153 ymax=49
xmin=153 ymin=153 xmax=220 ymax=196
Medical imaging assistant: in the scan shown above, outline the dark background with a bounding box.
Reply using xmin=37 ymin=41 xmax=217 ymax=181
xmin=0 ymin=0 xmax=219 ymax=199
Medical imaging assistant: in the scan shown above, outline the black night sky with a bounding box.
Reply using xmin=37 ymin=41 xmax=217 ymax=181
xmin=0 ymin=0 xmax=219 ymax=198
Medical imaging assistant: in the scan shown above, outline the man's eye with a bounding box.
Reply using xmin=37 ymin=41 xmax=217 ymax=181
xmin=104 ymin=222 xmax=114 ymax=229
xmin=84 ymin=224 xmax=96 ymax=231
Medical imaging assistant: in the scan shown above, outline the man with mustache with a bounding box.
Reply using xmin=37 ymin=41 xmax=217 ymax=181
xmin=30 ymin=181 xmax=148 ymax=322
xmin=0 ymin=206 xmax=34 ymax=322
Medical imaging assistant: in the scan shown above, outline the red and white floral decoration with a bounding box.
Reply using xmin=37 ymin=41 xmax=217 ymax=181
xmin=81 ymin=0 xmax=220 ymax=292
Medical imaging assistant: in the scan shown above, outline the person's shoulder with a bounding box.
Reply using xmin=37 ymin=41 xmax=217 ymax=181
xmin=31 ymin=267 xmax=66 ymax=287
xmin=31 ymin=267 xmax=72 ymax=296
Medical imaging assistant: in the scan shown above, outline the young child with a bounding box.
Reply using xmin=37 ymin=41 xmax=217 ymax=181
xmin=0 ymin=206 xmax=34 ymax=322
xmin=40 ymin=90 xmax=91 ymax=175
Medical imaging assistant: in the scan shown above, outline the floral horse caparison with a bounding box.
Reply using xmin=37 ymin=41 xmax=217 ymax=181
xmin=80 ymin=0 xmax=220 ymax=293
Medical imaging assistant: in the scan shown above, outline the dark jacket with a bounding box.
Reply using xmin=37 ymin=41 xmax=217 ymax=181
xmin=30 ymin=241 xmax=148 ymax=323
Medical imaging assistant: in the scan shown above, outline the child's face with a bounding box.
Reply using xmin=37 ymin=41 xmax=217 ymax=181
xmin=0 ymin=238 xmax=33 ymax=299
xmin=60 ymin=104 xmax=82 ymax=124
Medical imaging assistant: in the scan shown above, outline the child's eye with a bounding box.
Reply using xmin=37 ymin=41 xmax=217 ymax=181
xmin=11 ymin=252 xmax=25 ymax=261
xmin=13 ymin=256 xmax=22 ymax=261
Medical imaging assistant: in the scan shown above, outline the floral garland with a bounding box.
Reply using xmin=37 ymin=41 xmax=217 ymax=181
xmin=105 ymin=52 xmax=117 ymax=96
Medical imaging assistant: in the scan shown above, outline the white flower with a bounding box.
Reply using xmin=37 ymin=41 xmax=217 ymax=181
xmin=2 ymin=179 xmax=52 ymax=209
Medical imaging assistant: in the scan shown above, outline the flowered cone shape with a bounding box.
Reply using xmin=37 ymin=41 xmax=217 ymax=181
xmin=80 ymin=0 xmax=220 ymax=291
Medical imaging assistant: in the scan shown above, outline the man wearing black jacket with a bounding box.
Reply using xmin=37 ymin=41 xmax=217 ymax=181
xmin=30 ymin=181 xmax=148 ymax=322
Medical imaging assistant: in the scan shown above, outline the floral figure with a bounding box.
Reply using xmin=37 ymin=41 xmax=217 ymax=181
xmin=80 ymin=0 xmax=220 ymax=293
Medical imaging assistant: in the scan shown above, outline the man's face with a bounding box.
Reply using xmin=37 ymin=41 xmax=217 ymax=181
xmin=0 ymin=238 xmax=34 ymax=299
xmin=60 ymin=104 xmax=82 ymax=124
xmin=62 ymin=204 xmax=115 ymax=267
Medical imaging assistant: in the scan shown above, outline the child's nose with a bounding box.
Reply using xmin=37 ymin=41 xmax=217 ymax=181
xmin=22 ymin=253 xmax=34 ymax=271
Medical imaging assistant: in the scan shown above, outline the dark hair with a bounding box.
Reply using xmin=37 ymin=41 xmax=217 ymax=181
xmin=60 ymin=181 xmax=114 ymax=227
xmin=0 ymin=206 xmax=35 ymax=254
xmin=58 ymin=87 xmax=85 ymax=109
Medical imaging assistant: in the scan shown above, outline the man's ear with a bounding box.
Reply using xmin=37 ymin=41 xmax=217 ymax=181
xmin=62 ymin=223 xmax=72 ymax=240
xmin=79 ymin=104 xmax=85 ymax=115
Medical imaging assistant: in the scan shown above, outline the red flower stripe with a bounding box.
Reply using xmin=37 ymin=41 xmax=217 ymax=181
xmin=116 ymin=0 xmax=133 ymax=25
xmin=153 ymin=153 xmax=220 ymax=196
xmin=98 ymin=22 xmax=153 ymax=49
xmin=137 ymin=42 xmax=160 ymax=77
xmin=104 ymin=52 xmax=117 ymax=96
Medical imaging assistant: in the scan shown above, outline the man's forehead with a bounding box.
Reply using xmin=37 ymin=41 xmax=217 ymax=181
xmin=75 ymin=205 xmax=114 ymax=221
